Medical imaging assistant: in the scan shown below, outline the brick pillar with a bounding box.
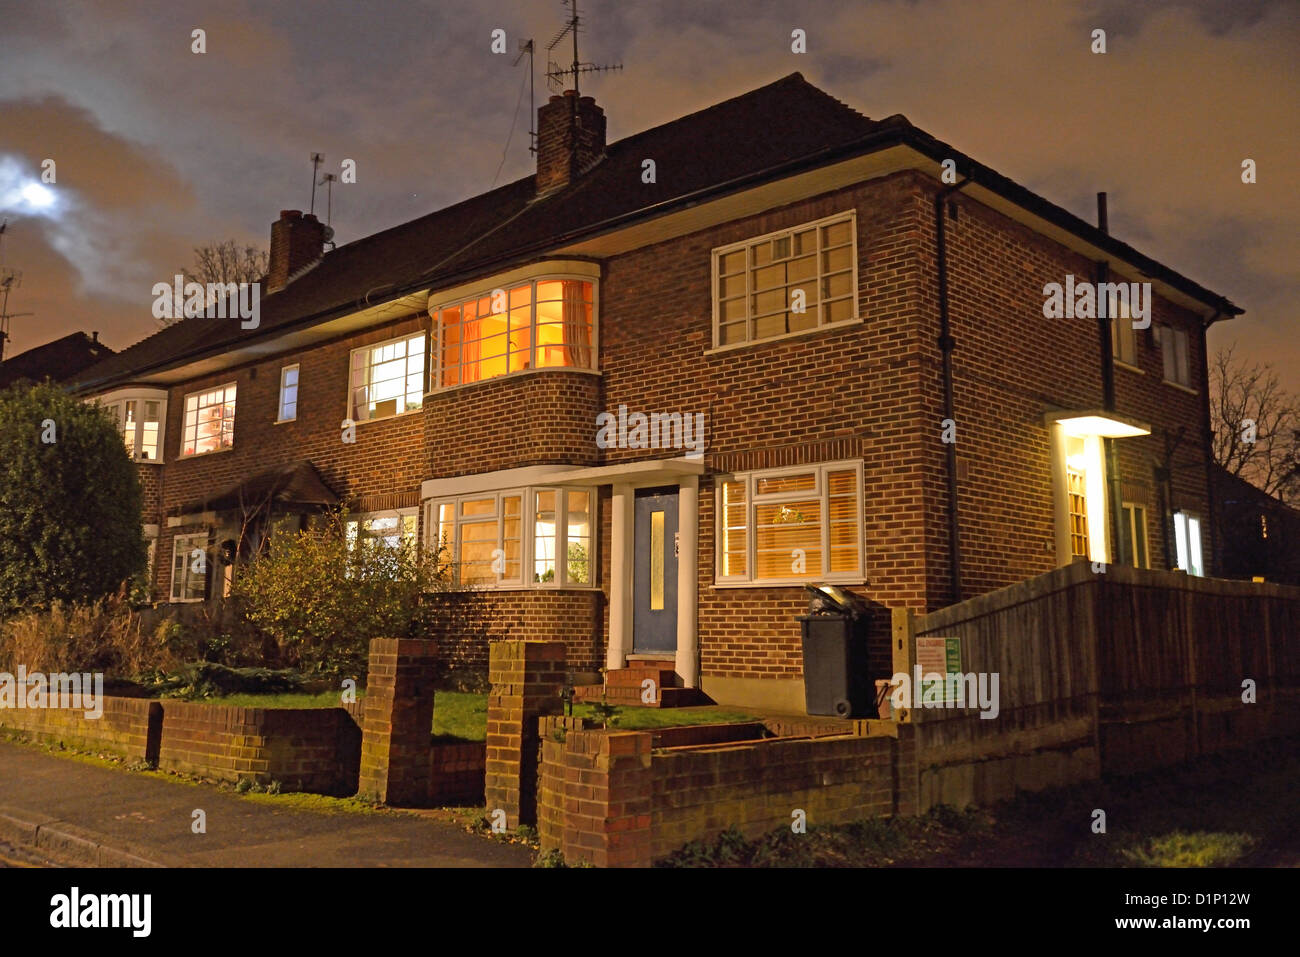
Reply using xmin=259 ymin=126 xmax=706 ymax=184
xmin=560 ymin=729 xmax=654 ymax=868
xmin=358 ymin=638 xmax=438 ymax=806
xmin=485 ymin=639 xmax=566 ymax=828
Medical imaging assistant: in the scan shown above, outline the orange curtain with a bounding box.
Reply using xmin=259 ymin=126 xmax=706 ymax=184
xmin=562 ymin=281 xmax=591 ymax=367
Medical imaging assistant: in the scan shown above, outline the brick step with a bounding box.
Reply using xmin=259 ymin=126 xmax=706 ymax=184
xmin=570 ymin=682 xmax=709 ymax=709
xmin=604 ymin=668 xmax=679 ymax=689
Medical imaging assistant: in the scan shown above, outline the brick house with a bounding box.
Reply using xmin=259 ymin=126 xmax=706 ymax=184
xmin=70 ymin=73 xmax=1241 ymax=711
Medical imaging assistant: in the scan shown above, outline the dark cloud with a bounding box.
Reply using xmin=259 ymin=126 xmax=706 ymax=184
xmin=0 ymin=0 xmax=1293 ymax=394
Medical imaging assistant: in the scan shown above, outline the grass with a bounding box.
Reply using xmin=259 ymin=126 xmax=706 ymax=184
xmin=204 ymin=690 xmax=355 ymax=709
xmin=571 ymin=703 xmax=758 ymax=730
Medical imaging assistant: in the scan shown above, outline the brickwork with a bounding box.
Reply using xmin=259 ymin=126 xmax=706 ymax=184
xmin=484 ymin=640 xmax=566 ymax=828
xmin=156 ymin=700 xmax=360 ymax=794
xmin=429 ymin=741 xmax=486 ymax=806
xmin=0 ymin=696 xmax=160 ymax=763
xmin=538 ymin=721 xmax=911 ymax=867
xmin=358 ymin=638 xmax=438 ymax=805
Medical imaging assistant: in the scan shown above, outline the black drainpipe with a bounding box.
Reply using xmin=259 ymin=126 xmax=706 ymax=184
xmin=1096 ymin=192 xmax=1125 ymax=566
xmin=936 ymin=177 xmax=971 ymax=606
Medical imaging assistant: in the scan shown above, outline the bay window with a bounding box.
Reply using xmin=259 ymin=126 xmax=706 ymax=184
xmin=97 ymin=390 xmax=167 ymax=462
xmin=426 ymin=487 xmax=596 ymax=588
xmin=434 ymin=278 xmax=595 ymax=389
xmin=716 ymin=461 xmax=864 ymax=585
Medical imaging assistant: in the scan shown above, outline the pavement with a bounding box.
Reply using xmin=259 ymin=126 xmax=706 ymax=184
xmin=0 ymin=741 xmax=533 ymax=868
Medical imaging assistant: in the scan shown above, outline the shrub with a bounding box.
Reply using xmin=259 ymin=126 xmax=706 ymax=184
xmin=0 ymin=589 xmax=183 ymax=676
xmin=0 ymin=382 xmax=147 ymax=617
xmin=230 ymin=510 xmax=454 ymax=677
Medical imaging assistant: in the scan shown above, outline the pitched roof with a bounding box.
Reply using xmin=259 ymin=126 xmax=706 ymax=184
xmin=70 ymin=72 xmax=1241 ymax=392
xmin=172 ymin=459 xmax=338 ymax=517
xmin=0 ymin=331 xmax=115 ymax=388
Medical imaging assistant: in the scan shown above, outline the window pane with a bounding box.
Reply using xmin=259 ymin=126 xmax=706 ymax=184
xmin=755 ymin=499 xmax=822 ymax=578
xmin=756 ymin=473 xmax=816 ymax=495
xmin=534 ymin=490 xmax=557 ymax=583
xmin=721 ymin=479 xmax=747 ymax=577
xmin=565 ymin=489 xmax=592 ymax=585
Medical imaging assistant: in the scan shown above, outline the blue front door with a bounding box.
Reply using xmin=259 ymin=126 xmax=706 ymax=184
xmin=633 ymin=488 xmax=678 ymax=654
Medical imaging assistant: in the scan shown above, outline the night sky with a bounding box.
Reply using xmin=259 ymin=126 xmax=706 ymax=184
xmin=0 ymin=0 xmax=1295 ymax=389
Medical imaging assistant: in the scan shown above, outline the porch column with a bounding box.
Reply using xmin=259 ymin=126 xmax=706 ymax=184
xmin=675 ymin=474 xmax=698 ymax=688
xmin=607 ymin=483 xmax=634 ymax=671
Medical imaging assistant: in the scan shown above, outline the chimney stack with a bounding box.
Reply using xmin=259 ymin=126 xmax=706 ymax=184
xmin=267 ymin=209 xmax=326 ymax=293
xmin=536 ymin=91 xmax=606 ymax=194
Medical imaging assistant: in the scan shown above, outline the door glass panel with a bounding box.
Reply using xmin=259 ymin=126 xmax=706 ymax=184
xmin=650 ymin=510 xmax=664 ymax=610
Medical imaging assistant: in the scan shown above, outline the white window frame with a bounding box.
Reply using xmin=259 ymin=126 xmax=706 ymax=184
xmin=714 ymin=460 xmax=865 ymax=587
xmin=96 ymin=390 xmax=168 ymax=463
xmin=431 ymin=275 xmax=599 ymax=392
xmin=1158 ymin=325 xmax=1192 ymax=388
xmin=277 ymin=364 xmax=299 ymax=422
xmin=170 ymin=532 xmax=208 ymax=603
xmin=710 ymin=210 xmax=859 ymax=351
xmin=1173 ymin=510 xmax=1204 ymax=577
xmin=347 ymin=332 xmax=426 ymax=424
xmin=180 ymin=382 xmax=237 ymax=458
xmin=423 ymin=486 xmax=598 ymax=590
xmin=344 ymin=509 xmax=418 ymax=553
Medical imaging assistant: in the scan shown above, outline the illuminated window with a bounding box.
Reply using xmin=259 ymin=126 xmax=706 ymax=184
xmin=712 ymin=211 xmax=857 ymax=348
xmin=426 ymin=487 xmax=594 ymax=588
xmin=1067 ymin=465 xmax=1090 ymax=559
xmin=277 ymin=364 xmax=299 ymax=422
xmin=344 ymin=511 xmax=418 ymax=552
xmin=716 ymin=461 xmax=863 ymax=584
xmin=101 ymin=392 xmax=166 ymax=462
xmin=435 ymin=279 xmax=595 ymax=389
xmin=181 ymin=383 xmax=236 ymax=457
xmin=170 ymin=533 xmax=208 ymax=602
xmin=1158 ymin=325 xmax=1192 ymax=387
xmin=1174 ymin=511 xmax=1204 ymax=576
xmin=349 ymin=333 xmax=425 ymax=423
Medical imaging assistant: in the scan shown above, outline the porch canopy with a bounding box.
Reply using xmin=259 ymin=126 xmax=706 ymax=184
xmin=168 ymin=459 xmax=338 ymax=520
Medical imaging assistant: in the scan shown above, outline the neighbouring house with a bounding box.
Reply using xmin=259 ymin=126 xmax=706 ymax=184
xmin=1212 ymin=465 xmax=1300 ymax=586
xmin=68 ymin=73 xmax=1242 ymax=711
xmin=0 ymin=330 xmax=114 ymax=388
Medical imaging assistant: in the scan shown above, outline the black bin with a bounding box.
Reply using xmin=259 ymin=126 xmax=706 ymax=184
xmin=799 ymin=583 xmax=870 ymax=718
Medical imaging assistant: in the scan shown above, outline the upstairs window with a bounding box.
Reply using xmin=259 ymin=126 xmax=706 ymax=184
xmin=712 ymin=211 xmax=857 ymax=348
xmin=1109 ymin=293 xmax=1137 ymax=366
xmin=277 ymin=364 xmax=299 ymax=422
xmin=99 ymin=392 xmax=166 ymax=462
xmin=181 ymin=383 xmax=236 ymax=457
xmin=349 ymin=333 xmax=425 ymax=423
xmin=434 ymin=278 xmax=595 ymax=389
xmin=1159 ymin=325 xmax=1192 ymax=387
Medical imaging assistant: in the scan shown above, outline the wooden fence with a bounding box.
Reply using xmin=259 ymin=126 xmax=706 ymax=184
xmin=890 ymin=562 xmax=1300 ymax=809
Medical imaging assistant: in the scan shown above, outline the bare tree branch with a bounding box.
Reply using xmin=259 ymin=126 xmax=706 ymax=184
xmin=1210 ymin=342 xmax=1300 ymax=504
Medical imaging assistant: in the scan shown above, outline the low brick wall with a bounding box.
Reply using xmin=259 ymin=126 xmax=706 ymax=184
xmin=538 ymin=717 xmax=915 ymax=867
xmin=157 ymin=701 xmax=361 ymax=795
xmin=0 ymin=696 xmax=160 ymax=763
xmin=429 ymin=741 xmax=486 ymax=805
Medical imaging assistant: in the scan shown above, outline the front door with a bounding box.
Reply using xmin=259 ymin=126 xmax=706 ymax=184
xmin=633 ymin=488 xmax=678 ymax=654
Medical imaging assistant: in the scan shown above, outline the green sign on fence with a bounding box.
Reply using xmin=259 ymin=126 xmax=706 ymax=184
xmin=916 ymin=636 xmax=962 ymax=705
